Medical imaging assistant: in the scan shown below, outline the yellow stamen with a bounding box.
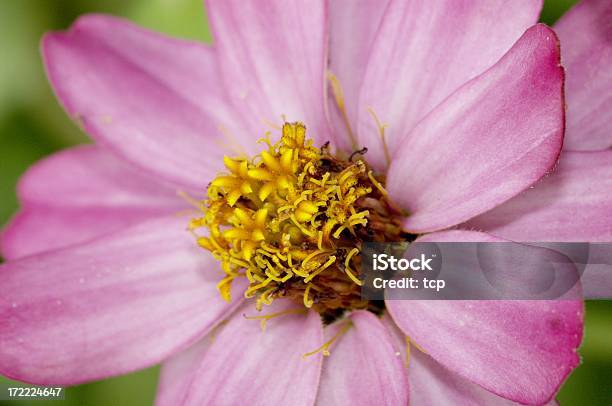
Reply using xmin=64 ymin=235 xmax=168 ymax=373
xmin=177 ymin=190 xmax=203 ymax=210
xmin=303 ymin=284 xmax=314 ymax=308
xmin=405 ymin=336 xmax=411 ymax=368
xmin=244 ymin=308 xmax=307 ymax=332
xmin=303 ymin=321 xmax=352 ymax=358
xmin=261 ymin=118 xmax=283 ymax=131
xmin=216 ymin=124 xmax=248 ymax=157
xmin=410 ymin=336 xmax=428 ymax=354
xmin=367 ymin=170 xmax=389 ymax=197
xmin=404 ymin=335 xmax=428 ymax=369
xmin=245 ymin=277 xmax=273 ymax=298
xmin=304 ymin=256 xmax=336 ymax=283
xmin=327 ymin=71 xmax=358 ymax=149
xmin=344 ymin=248 xmax=363 ymax=286
xmin=367 ymin=107 xmax=391 ymax=167
xmin=217 ymin=276 xmax=235 ymax=302
xmin=190 ymin=122 xmax=403 ymax=313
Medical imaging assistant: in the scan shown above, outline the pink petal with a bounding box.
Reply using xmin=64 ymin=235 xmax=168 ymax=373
xmin=555 ymin=0 xmax=612 ymax=151
xmin=327 ymin=0 xmax=389 ymax=151
xmin=2 ymin=207 xmax=167 ymax=261
xmin=155 ymin=337 xmax=212 ymax=406
xmin=0 ymin=216 xmax=244 ymax=385
xmin=357 ymin=0 xmax=542 ymax=168
xmin=388 ymin=299 xmax=581 ymax=405
xmin=382 ymin=315 xmax=556 ymax=405
xmin=386 ymin=230 xmax=583 ymax=405
xmin=387 ymin=25 xmax=564 ymax=233
xmin=205 ymin=0 xmax=330 ymax=145
xmin=316 ymin=311 xmax=408 ymax=405
xmin=417 ymin=229 xmax=500 ymax=243
xmin=464 ymin=145 xmax=612 ymax=301
xmin=42 ymin=15 xmax=246 ymax=189
xmin=581 ymin=263 xmax=612 ymax=299
xmin=184 ymin=301 xmax=323 ymax=406
xmin=1 ymin=146 xmax=184 ymax=260
xmin=465 ymin=150 xmax=612 ymax=241
xmin=409 ymin=351 xmax=516 ymax=405
xmin=16 ymin=145 xmax=184 ymax=207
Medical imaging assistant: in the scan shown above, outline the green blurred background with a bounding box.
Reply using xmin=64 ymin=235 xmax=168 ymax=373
xmin=0 ymin=0 xmax=610 ymax=404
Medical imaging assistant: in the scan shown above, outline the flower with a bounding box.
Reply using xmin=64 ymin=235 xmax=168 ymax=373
xmin=1 ymin=0 xmax=610 ymax=404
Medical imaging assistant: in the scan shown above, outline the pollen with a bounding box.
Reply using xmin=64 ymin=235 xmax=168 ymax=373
xmin=190 ymin=122 xmax=404 ymax=316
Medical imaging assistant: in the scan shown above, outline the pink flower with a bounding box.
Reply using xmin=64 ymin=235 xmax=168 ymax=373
xmin=1 ymin=0 xmax=610 ymax=404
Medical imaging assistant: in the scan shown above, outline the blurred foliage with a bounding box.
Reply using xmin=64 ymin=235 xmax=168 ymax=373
xmin=0 ymin=0 xmax=610 ymax=405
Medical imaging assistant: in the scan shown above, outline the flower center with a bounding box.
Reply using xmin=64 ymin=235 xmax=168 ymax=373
xmin=190 ymin=122 xmax=407 ymax=319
